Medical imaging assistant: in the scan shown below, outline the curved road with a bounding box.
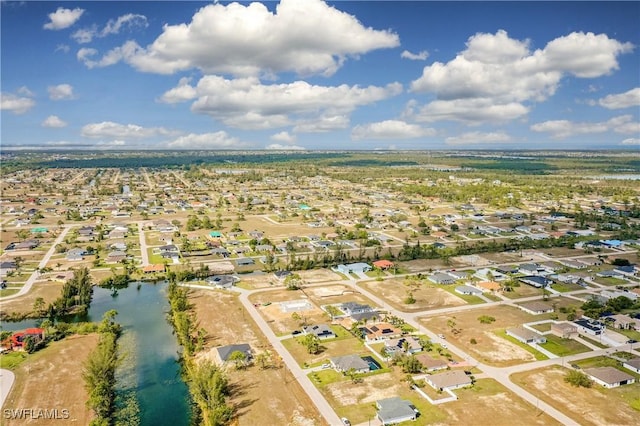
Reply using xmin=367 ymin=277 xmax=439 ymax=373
xmin=0 ymin=369 xmax=15 ymax=409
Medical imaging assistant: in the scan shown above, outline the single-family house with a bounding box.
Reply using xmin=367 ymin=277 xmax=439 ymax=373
xmin=584 ymin=367 xmax=635 ymax=388
xmin=573 ymin=319 xmax=605 ymax=336
xmin=10 ymin=328 xmax=45 ymax=349
xmin=373 ymin=260 xmax=395 ymax=270
xmin=551 ymin=322 xmax=578 ymax=339
xmin=506 ymin=326 xmax=547 ymax=344
xmin=142 ymin=264 xmax=165 ymax=274
xmin=622 ymin=358 xmax=640 ymax=374
xmin=428 ymin=273 xmax=456 ymax=285
xmin=235 ymin=257 xmax=255 ymax=266
xmin=414 ymin=354 xmax=448 ymax=371
xmin=455 ymin=285 xmax=482 ymax=296
xmin=517 ymin=301 xmax=554 ymax=315
xmin=66 ymin=248 xmax=87 ymax=261
xmin=601 ymin=289 xmax=638 ymax=302
xmin=301 ymin=324 xmax=336 ymax=340
xmin=0 ymin=261 xmax=17 ymax=277
xmin=330 ymin=354 xmax=370 ymax=374
xmin=206 ymin=275 xmax=237 ymax=289
xmin=106 ymin=250 xmax=127 ymax=263
xmin=376 ymin=398 xmax=418 ymax=425
xmin=361 ymin=323 xmax=402 ymax=342
xmin=519 ymin=275 xmax=553 ymax=288
xmin=215 ymin=343 xmax=252 ymax=365
xmin=476 ymin=281 xmax=501 ymax=292
xmin=608 ymin=314 xmax=636 ymax=330
xmin=384 ymin=336 xmax=422 ymax=355
xmin=614 ymin=265 xmax=637 ymax=277
xmin=425 ymin=370 xmax=472 ymax=391
xmin=336 ymin=263 xmax=372 ymax=275
xmin=519 ymin=263 xmax=544 ymax=275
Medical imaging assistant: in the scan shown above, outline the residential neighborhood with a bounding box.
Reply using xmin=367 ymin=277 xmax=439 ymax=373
xmin=0 ymin=151 xmax=639 ymax=426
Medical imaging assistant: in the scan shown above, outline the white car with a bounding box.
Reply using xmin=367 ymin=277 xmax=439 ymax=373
xmin=341 ymin=418 xmax=351 ymax=426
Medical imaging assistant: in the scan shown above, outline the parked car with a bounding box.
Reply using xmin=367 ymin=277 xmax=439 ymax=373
xmin=341 ymin=418 xmax=351 ymax=426
xmin=292 ymin=330 xmax=301 ymax=335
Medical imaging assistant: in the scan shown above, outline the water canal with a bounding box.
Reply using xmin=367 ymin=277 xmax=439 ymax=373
xmin=2 ymin=282 xmax=190 ymax=425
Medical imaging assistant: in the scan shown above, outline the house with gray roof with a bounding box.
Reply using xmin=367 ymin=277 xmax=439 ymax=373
xmin=584 ymin=367 xmax=635 ymax=388
xmin=506 ymin=326 xmax=547 ymax=344
xmin=329 ymin=354 xmax=370 ymax=374
xmin=622 ymin=358 xmax=640 ymax=374
xmin=301 ymin=324 xmax=336 ymax=340
xmin=428 ymin=273 xmax=456 ymax=285
xmin=376 ymin=397 xmax=418 ymax=425
xmin=215 ymin=343 xmax=252 ymax=364
xmin=455 ymin=285 xmax=482 ymax=296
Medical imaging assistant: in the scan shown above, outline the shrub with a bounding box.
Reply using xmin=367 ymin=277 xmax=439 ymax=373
xmin=564 ymin=370 xmax=592 ymax=388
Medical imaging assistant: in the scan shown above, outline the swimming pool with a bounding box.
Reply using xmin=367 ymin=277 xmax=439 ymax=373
xmin=361 ymin=355 xmax=381 ymax=371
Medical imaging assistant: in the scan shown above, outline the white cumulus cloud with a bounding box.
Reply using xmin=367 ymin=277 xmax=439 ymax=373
xmin=270 ymin=131 xmax=296 ymax=143
xmin=48 ymin=84 xmax=75 ymax=100
xmin=530 ymin=115 xmax=638 ymax=139
xmin=620 ymin=138 xmax=640 ymax=146
xmin=445 ymin=131 xmax=512 ymax=145
xmin=351 ymin=120 xmax=435 ymax=140
xmin=408 ymin=30 xmax=633 ymax=123
xmin=167 ymin=132 xmax=244 ymax=149
xmin=44 ymin=7 xmax=84 ymax=30
xmin=161 ymin=75 xmax=401 ymax=130
xmin=598 ymin=87 xmax=640 ymax=109
xmin=1 ymin=91 xmax=35 ymax=114
xmin=42 ymin=115 xmax=68 ymax=128
xmin=81 ymin=121 xmax=175 ymax=139
xmin=401 ymin=50 xmax=429 ymax=61
xmin=79 ymin=0 xmax=399 ymax=76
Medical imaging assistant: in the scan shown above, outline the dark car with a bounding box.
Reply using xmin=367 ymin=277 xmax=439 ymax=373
xmin=627 ymin=339 xmax=638 ymax=344
xmin=292 ymin=330 xmax=301 ymax=335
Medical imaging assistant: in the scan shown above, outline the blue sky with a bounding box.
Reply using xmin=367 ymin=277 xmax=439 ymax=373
xmin=1 ymin=0 xmax=639 ymax=150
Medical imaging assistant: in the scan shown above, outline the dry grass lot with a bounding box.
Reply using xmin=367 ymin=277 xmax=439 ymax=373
xmin=1 ymin=334 xmax=99 ymax=425
xmin=188 ymin=289 xmax=325 ymax=426
xmin=359 ymin=279 xmax=466 ymax=313
xmin=513 ymin=366 xmax=640 ymax=426
xmin=0 ymin=280 xmax=63 ymax=315
xmin=420 ymin=305 xmax=548 ymax=367
xmin=397 ymin=259 xmax=449 ymax=273
xmin=438 ymin=378 xmax=561 ymax=426
xmin=248 ymin=285 xmax=377 ymax=335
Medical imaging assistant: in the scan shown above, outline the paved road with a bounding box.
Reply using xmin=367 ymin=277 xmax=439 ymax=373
xmin=138 ymin=221 xmax=150 ymax=266
xmin=342 ymin=279 xmax=586 ymax=425
xmin=1 ymin=225 xmax=72 ymax=301
xmin=0 ymin=369 xmax=15 ymax=409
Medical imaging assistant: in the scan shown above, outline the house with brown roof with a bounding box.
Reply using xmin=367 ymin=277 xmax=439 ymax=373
xmin=361 ymin=322 xmax=402 ymax=342
xmin=518 ymin=301 xmax=554 ymax=315
xmin=584 ymin=367 xmax=635 ymax=388
xmin=414 ymin=354 xmax=448 ymax=371
xmin=142 ymin=264 xmax=165 ymax=274
xmin=551 ymin=322 xmax=578 ymax=339
xmin=373 ymin=259 xmax=395 ymax=270
xmin=608 ymin=314 xmax=636 ymax=330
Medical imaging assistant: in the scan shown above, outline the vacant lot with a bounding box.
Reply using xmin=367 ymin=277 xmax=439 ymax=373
xmin=397 ymin=258 xmax=449 ymax=273
xmin=513 ymin=366 xmax=640 ymax=426
xmin=420 ymin=305 xmax=546 ymax=366
xmin=0 ymin=279 xmax=63 ymax=315
xmin=2 ymin=334 xmax=99 ymax=425
xmin=188 ymin=288 xmax=324 ymax=426
xmin=359 ymin=279 xmax=466 ymax=312
xmin=439 ymin=379 xmax=561 ymax=426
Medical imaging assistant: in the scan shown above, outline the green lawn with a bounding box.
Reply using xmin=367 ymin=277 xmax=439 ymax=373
xmin=540 ymin=335 xmax=591 ymax=356
xmin=551 ymin=282 xmax=584 ymax=292
xmin=0 ymin=351 xmax=28 ymax=369
xmin=609 ymin=327 xmax=640 ymax=341
xmin=494 ymin=329 xmax=549 ymax=361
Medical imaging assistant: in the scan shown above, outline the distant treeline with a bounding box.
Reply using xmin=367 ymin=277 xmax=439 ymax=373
xmin=36 ymin=153 xmax=345 ymax=169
